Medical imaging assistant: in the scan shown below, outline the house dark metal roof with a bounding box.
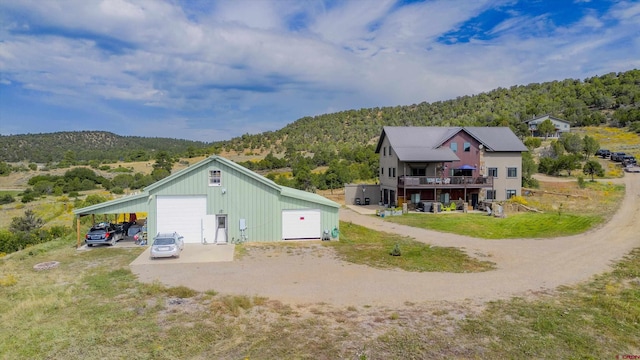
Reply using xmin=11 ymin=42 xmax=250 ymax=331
xmin=463 ymin=127 xmax=528 ymax=152
xmin=376 ymin=126 xmax=527 ymax=161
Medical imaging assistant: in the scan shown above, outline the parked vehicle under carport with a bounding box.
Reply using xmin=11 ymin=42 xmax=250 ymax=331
xmin=85 ymin=223 xmax=124 ymax=247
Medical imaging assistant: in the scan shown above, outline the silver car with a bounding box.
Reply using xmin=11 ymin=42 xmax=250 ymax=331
xmin=150 ymin=232 xmax=185 ymax=259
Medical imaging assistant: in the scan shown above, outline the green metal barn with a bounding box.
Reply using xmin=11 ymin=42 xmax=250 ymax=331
xmin=73 ymin=156 xmax=340 ymax=246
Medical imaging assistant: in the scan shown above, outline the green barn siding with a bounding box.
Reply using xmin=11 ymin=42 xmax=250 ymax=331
xmin=215 ymin=174 xmax=283 ymax=243
xmin=76 ymin=156 xmax=339 ymax=243
xmin=279 ymin=196 xmax=340 ymax=238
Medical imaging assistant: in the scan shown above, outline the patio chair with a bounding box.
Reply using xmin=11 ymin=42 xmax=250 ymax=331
xmin=355 ymin=198 xmax=361 ymax=205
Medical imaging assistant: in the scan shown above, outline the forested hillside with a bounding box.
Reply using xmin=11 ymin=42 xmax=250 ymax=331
xmin=2 ymin=69 xmax=638 ymax=164
xmin=213 ymin=69 xmax=639 ymax=155
xmin=0 ymin=131 xmax=207 ymax=163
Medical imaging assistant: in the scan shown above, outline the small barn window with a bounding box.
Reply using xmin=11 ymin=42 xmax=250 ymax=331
xmin=209 ymin=170 xmax=221 ymax=186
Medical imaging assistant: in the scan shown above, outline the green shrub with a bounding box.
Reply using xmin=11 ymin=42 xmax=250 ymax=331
xmin=0 ymin=194 xmax=14 ymax=205
xmin=21 ymin=191 xmax=37 ymax=203
xmin=83 ymin=194 xmax=107 ymax=206
xmin=524 ymin=137 xmax=542 ymax=149
xmin=0 ymin=225 xmax=71 ymax=254
xmin=522 ymin=176 xmax=540 ymax=188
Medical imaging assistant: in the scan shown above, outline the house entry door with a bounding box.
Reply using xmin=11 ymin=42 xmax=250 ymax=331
xmin=471 ymin=194 xmax=479 ymax=209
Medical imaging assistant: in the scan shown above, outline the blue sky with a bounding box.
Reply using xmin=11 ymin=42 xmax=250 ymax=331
xmin=1 ymin=0 xmax=639 ymax=142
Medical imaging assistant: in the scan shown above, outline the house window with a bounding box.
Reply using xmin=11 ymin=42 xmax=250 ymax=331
xmin=506 ymin=189 xmax=517 ymax=199
xmin=381 ymin=167 xmax=384 ymax=176
xmin=507 ymin=167 xmax=517 ymax=178
xmin=450 ymin=142 xmax=458 ymax=153
xmin=392 ymin=168 xmax=396 ymax=178
xmin=383 ymin=147 xmax=386 ymax=156
xmin=389 ymin=147 xmax=393 ymax=157
xmin=411 ymin=168 xmax=426 ymax=176
xmin=488 ymin=167 xmax=498 ymax=177
xmin=209 ymin=170 xmax=221 ymax=186
xmin=486 ymin=190 xmax=496 ymax=200
xmin=464 ymin=142 xmax=471 ymax=152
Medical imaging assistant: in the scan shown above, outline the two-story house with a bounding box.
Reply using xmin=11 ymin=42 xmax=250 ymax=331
xmin=375 ymin=126 xmax=528 ymax=208
xmin=525 ymin=115 xmax=570 ymax=137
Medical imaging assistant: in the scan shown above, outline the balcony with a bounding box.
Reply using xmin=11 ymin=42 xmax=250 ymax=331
xmin=398 ymin=175 xmax=493 ymax=189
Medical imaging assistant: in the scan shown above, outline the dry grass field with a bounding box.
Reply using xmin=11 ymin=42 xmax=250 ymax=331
xmin=1 ymin=127 xmax=639 ymax=358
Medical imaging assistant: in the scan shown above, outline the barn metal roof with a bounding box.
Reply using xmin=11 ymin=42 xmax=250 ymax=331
xmin=73 ymin=155 xmax=339 ymax=216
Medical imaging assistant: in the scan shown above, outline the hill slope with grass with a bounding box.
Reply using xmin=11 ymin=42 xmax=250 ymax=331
xmin=2 ymin=69 xmax=639 ymax=163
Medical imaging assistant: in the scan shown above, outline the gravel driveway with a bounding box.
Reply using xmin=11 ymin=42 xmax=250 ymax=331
xmin=130 ymin=174 xmax=640 ymax=308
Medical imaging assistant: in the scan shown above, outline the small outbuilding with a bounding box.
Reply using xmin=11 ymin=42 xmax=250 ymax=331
xmin=73 ymin=156 xmax=340 ymax=246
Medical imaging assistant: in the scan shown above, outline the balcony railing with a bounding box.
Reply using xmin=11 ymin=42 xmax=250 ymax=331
xmin=398 ymin=176 xmax=493 ymax=188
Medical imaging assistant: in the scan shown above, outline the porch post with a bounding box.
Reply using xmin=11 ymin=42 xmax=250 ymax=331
xmin=464 ymin=181 xmax=467 ymax=203
xmin=403 ymin=163 xmax=406 ymax=206
xmin=76 ymin=216 xmax=81 ymax=248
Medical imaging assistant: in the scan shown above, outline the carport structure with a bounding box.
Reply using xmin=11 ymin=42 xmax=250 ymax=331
xmin=73 ymin=194 xmax=149 ymax=247
xmin=73 ymin=155 xmax=340 ymax=248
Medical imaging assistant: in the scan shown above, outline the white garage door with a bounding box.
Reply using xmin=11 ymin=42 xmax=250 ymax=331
xmin=156 ymin=195 xmax=206 ymax=244
xmin=282 ymin=209 xmax=321 ymax=240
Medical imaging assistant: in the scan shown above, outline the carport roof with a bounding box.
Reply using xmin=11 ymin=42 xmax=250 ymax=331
xmin=73 ymin=193 xmax=149 ymax=216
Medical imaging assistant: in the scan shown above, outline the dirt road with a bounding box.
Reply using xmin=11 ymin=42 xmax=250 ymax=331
xmin=131 ymin=174 xmax=639 ymax=308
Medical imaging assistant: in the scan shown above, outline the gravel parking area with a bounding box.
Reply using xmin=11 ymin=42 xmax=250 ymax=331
xmin=130 ymin=174 xmax=640 ymax=308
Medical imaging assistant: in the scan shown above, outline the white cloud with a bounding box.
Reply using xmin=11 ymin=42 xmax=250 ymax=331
xmin=0 ymin=0 xmax=639 ymax=141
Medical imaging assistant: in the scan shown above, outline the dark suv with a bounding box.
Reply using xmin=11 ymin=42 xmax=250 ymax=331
xmin=85 ymin=223 xmax=124 ymax=247
xmin=611 ymin=152 xmax=626 ymax=162
xmin=595 ymin=149 xmax=610 ymax=158
xmin=622 ymin=155 xmax=637 ymax=166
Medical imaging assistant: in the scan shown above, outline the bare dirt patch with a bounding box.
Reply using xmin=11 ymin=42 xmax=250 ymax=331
xmin=132 ymin=174 xmax=640 ymax=311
